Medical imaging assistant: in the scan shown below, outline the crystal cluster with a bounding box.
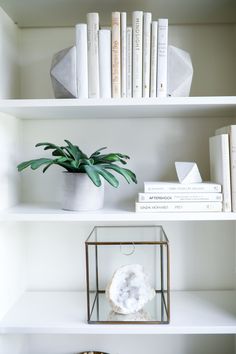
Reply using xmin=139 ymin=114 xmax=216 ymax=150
xmin=106 ymin=264 xmax=155 ymax=314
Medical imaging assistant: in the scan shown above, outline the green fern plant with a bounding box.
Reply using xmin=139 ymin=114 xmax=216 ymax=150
xmin=17 ymin=140 xmax=137 ymax=188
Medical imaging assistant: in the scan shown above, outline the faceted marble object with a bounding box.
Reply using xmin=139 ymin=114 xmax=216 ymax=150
xmin=50 ymin=46 xmax=77 ymax=98
xmin=167 ymin=45 xmax=193 ymax=97
xmin=175 ymin=161 xmax=202 ymax=184
xmin=106 ymin=264 xmax=155 ymax=315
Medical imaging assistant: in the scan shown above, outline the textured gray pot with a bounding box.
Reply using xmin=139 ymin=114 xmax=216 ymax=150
xmin=62 ymin=173 xmax=104 ymax=211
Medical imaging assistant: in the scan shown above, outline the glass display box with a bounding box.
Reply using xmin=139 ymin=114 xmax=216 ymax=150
xmin=85 ymin=225 xmax=170 ymax=324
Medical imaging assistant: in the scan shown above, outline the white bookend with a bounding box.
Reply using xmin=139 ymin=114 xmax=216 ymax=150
xmin=112 ymin=12 xmax=121 ymax=98
xmin=209 ymin=134 xmax=231 ymax=212
xmin=132 ymin=11 xmax=143 ymax=98
xmin=215 ymin=125 xmax=236 ymax=212
xmin=99 ymin=29 xmax=111 ymax=98
xmin=136 ymin=202 xmax=222 ymax=212
xmin=75 ymin=24 xmax=88 ymax=98
xmin=126 ymin=27 xmax=132 ymax=98
xmin=144 ymin=181 xmax=222 ymax=193
xmin=175 ymin=161 xmax=202 ymax=184
xmin=87 ymin=13 xmax=99 ymax=98
xmin=138 ymin=193 xmax=223 ymax=203
xmin=143 ymin=12 xmax=152 ymax=98
xmin=157 ymin=19 xmax=168 ymax=97
xmin=150 ymin=21 xmax=158 ymax=97
xmin=121 ymin=12 xmax=127 ymax=98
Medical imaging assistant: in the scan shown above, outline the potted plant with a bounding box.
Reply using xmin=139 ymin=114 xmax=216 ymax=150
xmin=17 ymin=140 xmax=137 ymax=211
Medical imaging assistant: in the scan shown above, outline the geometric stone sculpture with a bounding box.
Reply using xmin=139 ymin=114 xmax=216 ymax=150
xmin=50 ymin=46 xmax=77 ymax=98
xmin=106 ymin=264 xmax=155 ymax=315
xmin=167 ymin=45 xmax=193 ymax=97
xmin=175 ymin=161 xmax=202 ymax=184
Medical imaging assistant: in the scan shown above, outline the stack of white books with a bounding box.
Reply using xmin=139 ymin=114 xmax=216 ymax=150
xmin=209 ymin=125 xmax=236 ymax=212
xmin=75 ymin=11 xmax=168 ymax=99
xmin=135 ymin=181 xmax=223 ymax=212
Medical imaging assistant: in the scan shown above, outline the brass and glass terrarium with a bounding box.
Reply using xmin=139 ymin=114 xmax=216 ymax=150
xmin=85 ymin=225 xmax=170 ymax=324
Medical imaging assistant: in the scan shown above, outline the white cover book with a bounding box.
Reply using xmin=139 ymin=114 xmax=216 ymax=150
xmin=215 ymin=125 xmax=236 ymax=212
xmin=87 ymin=13 xmax=99 ymax=98
xmin=99 ymin=29 xmax=111 ymax=98
xmin=144 ymin=181 xmax=222 ymax=193
xmin=143 ymin=12 xmax=152 ymax=98
xmin=121 ymin=12 xmax=127 ymax=98
xmin=136 ymin=202 xmax=222 ymax=212
xmin=132 ymin=11 xmax=143 ymax=98
xmin=209 ymin=134 xmax=231 ymax=212
xmin=75 ymin=24 xmax=88 ymax=98
xmin=150 ymin=21 xmax=158 ymax=97
xmin=112 ymin=12 xmax=121 ymax=98
xmin=138 ymin=192 xmax=223 ymax=203
xmin=157 ymin=19 xmax=168 ymax=97
xmin=126 ymin=27 xmax=132 ymax=98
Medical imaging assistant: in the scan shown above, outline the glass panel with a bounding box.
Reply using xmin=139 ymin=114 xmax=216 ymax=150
xmin=89 ymin=292 xmax=168 ymax=323
xmin=87 ymin=226 xmax=168 ymax=244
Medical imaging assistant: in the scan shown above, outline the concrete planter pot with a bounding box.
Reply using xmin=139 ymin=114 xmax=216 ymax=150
xmin=62 ymin=173 xmax=104 ymax=211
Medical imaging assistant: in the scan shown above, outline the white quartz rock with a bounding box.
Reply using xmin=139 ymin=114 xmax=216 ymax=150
xmin=108 ymin=309 xmax=151 ymax=322
xmin=106 ymin=264 xmax=155 ymax=314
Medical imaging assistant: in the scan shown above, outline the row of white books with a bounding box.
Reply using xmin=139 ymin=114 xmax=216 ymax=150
xmin=135 ymin=182 xmax=223 ymax=212
xmin=209 ymin=125 xmax=236 ymax=212
xmin=75 ymin=12 xmax=168 ymax=99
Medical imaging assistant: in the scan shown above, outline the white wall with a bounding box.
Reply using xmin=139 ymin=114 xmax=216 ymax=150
xmin=0 ymin=7 xmax=19 ymax=99
xmin=27 ymin=334 xmax=234 ymax=354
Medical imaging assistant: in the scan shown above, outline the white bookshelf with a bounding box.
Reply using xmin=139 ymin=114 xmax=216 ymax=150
xmin=0 ymin=1 xmax=236 ymax=354
xmin=2 ymin=203 xmax=236 ymax=222
xmin=0 ymin=97 xmax=236 ymax=119
xmin=1 ymin=290 xmax=236 ymax=335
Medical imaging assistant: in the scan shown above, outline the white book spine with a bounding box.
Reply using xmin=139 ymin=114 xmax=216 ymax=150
xmin=112 ymin=12 xmax=121 ymax=98
xmin=87 ymin=13 xmax=99 ymax=98
xmin=126 ymin=27 xmax=132 ymax=98
xmin=121 ymin=12 xmax=127 ymax=98
xmin=136 ymin=202 xmax=222 ymax=213
xmin=215 ymin=125 xmax=236 ymax=212
xmin=132 ymin=11 xmax=143 ymax=98
xmin=209 ymin=134 xmax=231 ymax=212
xmin=75 ymin=24 xmax=88 ymax=98
xmin=144 ymin=182 xmax=222 ymax=193
xmin=150 ymin=21 xmax=158 ymax=97
xmin=143 ymin=12 xmax=152 ymax=98
xmin=99 ymin=29 xmax=111 ymax=98
xmin=157 ymin=19 xmax=168 ymax=97
xmin=138 ymin=193 xmax=223 ymax=203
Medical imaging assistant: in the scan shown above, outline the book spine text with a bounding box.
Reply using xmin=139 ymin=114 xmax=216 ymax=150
xmin=121 ymin=12 xmax=127 ymax=98
xmin=112 ymin=12 xmax=121 ymax=98
xmin=157 ymin=19 xmax=168 ymax=97
xmin=99 ymin=29 xmax=111 ymax=98
xmin=132 ymin=11 xmax=143 ymax=98
xmin=126 ymin=27 xmax=132 ymax=97
xmin=143 ymin=12 xmax=152 ymax=98
xmin=150 ymin=21 xmax=158 ymax=97
xmin=136 ymin=202 xmax=222 ymax=212
xmin=75 ymin=24 xmax=88 ymax=98
xmin=87 ymin=13 xmax=99 ymax=98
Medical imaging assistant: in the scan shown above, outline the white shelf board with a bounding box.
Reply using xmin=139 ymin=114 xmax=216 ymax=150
xmin=0 ymin=0 xmax=235 ymax=27
xmin=0 ymin=97 xmax=236 ymax=119
xmin=3 ymin=203 xmax=236 ymax=222
xmin=1 ymin=290 xmax=236 ymax=334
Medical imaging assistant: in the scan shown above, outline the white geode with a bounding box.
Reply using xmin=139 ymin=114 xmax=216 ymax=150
xmin=108 ymin=309 xmax=151 ymax=322
xmin=106 ymin=264 xmax=155 ymax=315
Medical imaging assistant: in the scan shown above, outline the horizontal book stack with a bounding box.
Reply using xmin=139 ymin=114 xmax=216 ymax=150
xmin=136 ymin=182 xmax=223 ymax=212
xmin=75 ymin=11 xmax=168 ymax=99
xmin=209 ymin=125 xmax=236 ymax=212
